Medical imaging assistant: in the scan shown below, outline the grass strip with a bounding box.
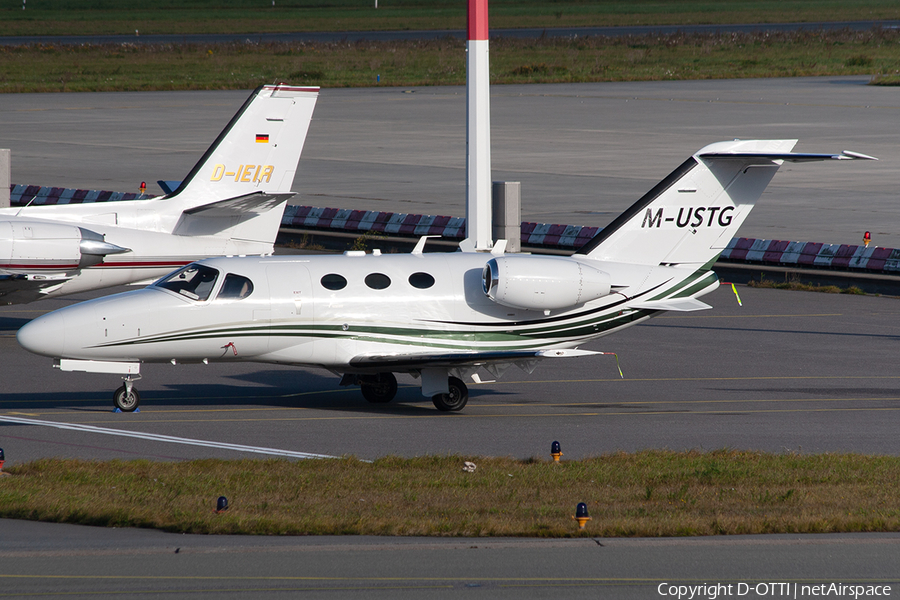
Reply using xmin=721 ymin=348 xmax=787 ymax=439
xmin=2 ymin=0 xmax=900 ymax=36
xmin=1 ymin=450 xmax=898 ymax=537
xmin=2 ymin=29 xmax=898 ymax=93
xmin=746 ymin=280 xmax=867 ymax=294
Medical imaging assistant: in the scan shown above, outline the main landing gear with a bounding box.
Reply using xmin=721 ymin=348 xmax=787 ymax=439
xmin=113 ymin=375 xmax=141 ymax=412
xmin=359 ymin=373 xmax=398 ymax=404
xmin=353 ymin=372 xmax=469 ymax=412
xmin=432 ymin=376 xmax=468 ymax=412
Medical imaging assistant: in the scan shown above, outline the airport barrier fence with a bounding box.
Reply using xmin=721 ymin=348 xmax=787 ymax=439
xmin=11 ymin=184 xmax=900 ymax=278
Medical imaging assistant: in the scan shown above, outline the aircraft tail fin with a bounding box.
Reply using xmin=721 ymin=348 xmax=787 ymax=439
xmin=575 ymin=139 xmax=875 ymax=267
xmin=165 ymin=84 xmax=318 ymax=243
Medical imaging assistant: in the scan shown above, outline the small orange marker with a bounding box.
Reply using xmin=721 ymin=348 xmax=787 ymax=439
xmin=573 ymin=502 xmax=591 ymax=529
xmin=140 ymin=181 xmax=146 ymax=194
xmin=551 ymin=440 xmax=563 ymax=463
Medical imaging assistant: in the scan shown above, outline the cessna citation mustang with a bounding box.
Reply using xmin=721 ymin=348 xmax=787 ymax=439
xmin=17 ymin=139 xmax=875 ymax=412
xmin=0 ymin=84 xmax=318 ymax=305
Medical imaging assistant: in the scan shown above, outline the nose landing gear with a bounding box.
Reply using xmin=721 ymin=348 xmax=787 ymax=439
xmin=113 ymin=375 xmax=141 ymax=412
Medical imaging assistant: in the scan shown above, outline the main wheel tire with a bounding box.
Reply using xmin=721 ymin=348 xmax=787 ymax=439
xmin=113 ymin=385 xmax=141 ymax=412
xmin=360 ymin=373 xmax=398 ymax=404
xmin=432 ymin=376 xmax=468 ymax=412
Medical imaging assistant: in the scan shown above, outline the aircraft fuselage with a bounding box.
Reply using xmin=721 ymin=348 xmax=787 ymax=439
xmin=18 ymin=251 xmax=710 ymax=372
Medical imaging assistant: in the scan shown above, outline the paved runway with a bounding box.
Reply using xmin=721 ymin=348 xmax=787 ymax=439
xmin=1 ymin=77 xmax=897 ymax=246
xmin=2 ymin=79 xmax=900 ymax=598
xmin=2 ymin=518 xmax=898 ymax=600
xmin=3 ymin=285 xmax=899 ymax=462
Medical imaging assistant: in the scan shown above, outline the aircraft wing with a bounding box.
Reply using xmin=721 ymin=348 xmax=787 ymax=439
xmin=348 ymin=348 xmax=599 ymax=371
xmin=626 ymin=298 xmax=712 ymax=312
xmin=181 ymin=191 xmax=295 ymax=217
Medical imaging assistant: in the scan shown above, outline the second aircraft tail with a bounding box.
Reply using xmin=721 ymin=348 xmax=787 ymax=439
xmin=163 ymin=84 xmax=319 ymax=244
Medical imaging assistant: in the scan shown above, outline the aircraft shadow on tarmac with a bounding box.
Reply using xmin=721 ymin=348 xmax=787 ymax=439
xmin=0 ymin=368 xmax=495 ymax=416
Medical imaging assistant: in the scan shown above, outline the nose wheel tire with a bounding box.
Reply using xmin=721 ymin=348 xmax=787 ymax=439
xmin=432 ymin=377 xmax=468 ymax=412
xmin=113 ymin=385 xmax=141 ymax=412
xmin=360 ymin=373 xmax=398 ymax=404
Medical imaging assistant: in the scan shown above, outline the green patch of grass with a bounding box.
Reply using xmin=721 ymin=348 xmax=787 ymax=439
xmin=2 ymin=450 xmax=900 ymax=536
xmin=1 ymin=28 xmax=899 ymax=93
xmin=871 ymin=73 xmax=900 ymax=86
xmin=2 ymin=1 xmax=900 ymax=36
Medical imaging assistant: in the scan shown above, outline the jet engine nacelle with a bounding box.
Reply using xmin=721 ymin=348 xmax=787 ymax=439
xmin=0 ymin=221 xmax=129 ymax=273
xmin=482 ymin=256 xmax=612 ymax=311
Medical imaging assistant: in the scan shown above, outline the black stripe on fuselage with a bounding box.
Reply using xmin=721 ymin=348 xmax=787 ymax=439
xmin=574 ymin=156 xmax=698 ymax=256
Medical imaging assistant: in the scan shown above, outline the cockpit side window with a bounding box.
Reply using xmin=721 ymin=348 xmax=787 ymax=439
xmin=156 ymin=264 xmax=220 ymax=301
xmin=217 ymin=273 xmax=254 ymax=301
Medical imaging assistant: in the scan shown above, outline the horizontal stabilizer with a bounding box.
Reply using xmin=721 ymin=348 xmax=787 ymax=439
xmin=182 ymin=192 xmax=294 ymax=217
xmin=699 ymin=150 xmax=878 ymax=162
xmin=627 ymin=298 xmax=712 ymax=312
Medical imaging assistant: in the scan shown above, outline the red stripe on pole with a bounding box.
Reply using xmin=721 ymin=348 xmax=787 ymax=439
xmin=467 ymin=0 xmax=488 ymax=40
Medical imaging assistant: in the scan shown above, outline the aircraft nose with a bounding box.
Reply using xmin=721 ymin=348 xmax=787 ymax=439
xmin=17 ymin=311 xmax=67 ymax=357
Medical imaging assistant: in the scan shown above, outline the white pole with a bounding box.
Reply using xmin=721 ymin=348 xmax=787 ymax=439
xmin=465 ymin=0 xmax=492 ymax=251
xmin=0 ymin=149 xmax=9 ymax=208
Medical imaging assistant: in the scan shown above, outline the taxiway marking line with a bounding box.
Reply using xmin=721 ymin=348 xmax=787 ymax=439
xmin=0 ymin=416 xmax=338 ymax=459
xmin=7 ymin=394 xmax=896 ymax=419
xmin=19 ymin=404 xmax=898 ymax=425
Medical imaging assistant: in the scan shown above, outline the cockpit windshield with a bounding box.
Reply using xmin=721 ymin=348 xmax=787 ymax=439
xmin=155 ymin=264 xmax=219 ymax=301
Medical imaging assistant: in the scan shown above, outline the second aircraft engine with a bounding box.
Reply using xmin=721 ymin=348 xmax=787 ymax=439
xmin=0 ymin=221 xmax=129 ymax=274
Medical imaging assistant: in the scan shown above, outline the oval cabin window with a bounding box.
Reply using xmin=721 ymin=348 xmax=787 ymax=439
xmin=365 ymin=273 xmax=391 ymax=290
xmin=408 ymin=272 xmax=435 ymax=289
xmin=321 ymin=274 xmax=347 ymax=290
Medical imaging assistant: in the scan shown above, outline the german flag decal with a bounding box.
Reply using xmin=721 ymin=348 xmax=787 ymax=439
xmin=256 ymin=134 xmax=269 ymax=143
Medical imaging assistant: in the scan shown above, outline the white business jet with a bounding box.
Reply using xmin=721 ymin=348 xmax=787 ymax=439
xmin=17 ymin=139 xmax=875 ymax=412
xmin=0 ymin=84 xmax=318 ymax=305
